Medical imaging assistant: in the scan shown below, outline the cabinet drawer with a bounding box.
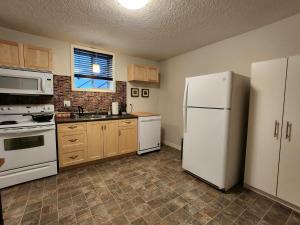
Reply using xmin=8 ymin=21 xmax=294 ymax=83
xmin=59 ymin=132 xmax=87 ymax=152
xmin=58 ymin=123 xmax=86 ymax=133
xmin=60 ymin=150 xmax=85 ymax=167
xmin=118 ymin=119 xmax=137 ymax=127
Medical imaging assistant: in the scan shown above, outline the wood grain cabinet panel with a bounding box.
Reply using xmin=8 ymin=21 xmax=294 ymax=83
xmin=59 ymin=132 xmax=87 ymax=152
xmin=24 ymin=44 xmax=52 ymax=71
xmin=118 ymin=119 xmax=138 ymax=154
xmin=128 ymin=64 xmax=159 ymax=83
xmin=58 ymin=123 xmax=86 ymax=133
xmin=0 ymin=40 xmax=24 ymax=67
xmin=103 ymin=121 xmax=119 ymax=157
xmin=60 ymin=150 xmax=86 ymax=167
xmin=147 ymin=67 xmax=159 ymax=82
xmin=87 ymin=122 xmax=104 ymax=161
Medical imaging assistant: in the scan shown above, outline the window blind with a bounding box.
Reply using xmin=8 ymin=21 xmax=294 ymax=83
xmin=74 ymin=48 xmax=113 ymax=81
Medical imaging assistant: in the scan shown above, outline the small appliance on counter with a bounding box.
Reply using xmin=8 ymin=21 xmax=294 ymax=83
xmin=131 ymin=112 xmax=161 ymax=155
xmin=112 ymin=102 xmax=119 ymax=115
xmin=0 ymin=104 xmax=58 ymax=189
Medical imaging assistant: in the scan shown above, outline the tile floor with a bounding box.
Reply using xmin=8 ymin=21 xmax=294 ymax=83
xmin=1 ymin=146 xmax=299 ymax=225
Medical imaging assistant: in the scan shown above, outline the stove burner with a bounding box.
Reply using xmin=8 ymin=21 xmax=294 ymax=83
xmin=0 ymin=121 xmax=18 ymax=125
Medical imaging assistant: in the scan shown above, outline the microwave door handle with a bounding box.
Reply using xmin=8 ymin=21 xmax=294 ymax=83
xmin=41 ymin=78 xmax=46 ymax=92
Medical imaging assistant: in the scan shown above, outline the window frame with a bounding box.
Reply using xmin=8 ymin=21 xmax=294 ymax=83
xmin=70 ymin=44 xmax=116 ymax=93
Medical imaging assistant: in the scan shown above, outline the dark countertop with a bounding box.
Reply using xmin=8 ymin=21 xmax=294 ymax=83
xmin=55 ymin=114 xmax=138 ymax=124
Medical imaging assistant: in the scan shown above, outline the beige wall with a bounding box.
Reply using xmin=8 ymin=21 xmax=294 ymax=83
xmin=0 ymin=26 xmax=160 ymax=112
xmin=159 ymin=13 xmax=300 ymax=149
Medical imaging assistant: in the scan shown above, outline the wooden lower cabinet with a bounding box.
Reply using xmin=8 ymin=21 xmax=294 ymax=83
xmin=87 ymin=122 xmax=104 ymax=161
xmin=118 ymin=120 xmax=138 ymax=154
xmin=57 ymin=119 xmax=137 ymax=168
xmin=103 ymin=121 xmax=119 ymax=157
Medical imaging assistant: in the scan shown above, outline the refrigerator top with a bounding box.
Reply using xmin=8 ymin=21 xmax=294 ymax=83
xmin=184 ymin=71 xmax=233 ymax=109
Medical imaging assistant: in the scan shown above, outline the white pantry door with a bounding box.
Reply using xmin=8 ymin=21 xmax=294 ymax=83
xmin=244 ymin=58 xmax=287 ymax=196
xmin=277 ymin=55 xmax=300 ymax=207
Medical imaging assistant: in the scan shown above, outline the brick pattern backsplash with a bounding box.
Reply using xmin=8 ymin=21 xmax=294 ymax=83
xmin=0 ymin=75 xmax=126 ymax=112
xmin=53 ymin=75 xmax=126 ymax=112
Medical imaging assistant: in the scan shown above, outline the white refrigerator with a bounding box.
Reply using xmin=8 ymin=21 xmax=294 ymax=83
xmin=182 ymin=71 xmax=250 ymax=191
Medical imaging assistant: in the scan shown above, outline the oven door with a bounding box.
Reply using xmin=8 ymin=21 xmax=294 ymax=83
xmin=0 ymin=125 xmax=57 ymax=171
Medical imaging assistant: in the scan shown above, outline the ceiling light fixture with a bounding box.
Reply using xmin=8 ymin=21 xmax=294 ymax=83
xmin=117 ymin=0 xmax=149 ymax=10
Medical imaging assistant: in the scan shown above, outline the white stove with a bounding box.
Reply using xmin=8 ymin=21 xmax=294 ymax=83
xmin=0 ymin=104 xmax=57 ymax=189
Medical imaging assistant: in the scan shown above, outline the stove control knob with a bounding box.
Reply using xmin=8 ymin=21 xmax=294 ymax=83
xmin=7 ymin=107 xmax=11 ymax=110
xmin=0 ymin=107 xmax=5 ymax=111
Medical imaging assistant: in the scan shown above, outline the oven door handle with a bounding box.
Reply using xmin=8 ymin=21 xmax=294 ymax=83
xmin=0 ymin=125 xmax=55 ymax=134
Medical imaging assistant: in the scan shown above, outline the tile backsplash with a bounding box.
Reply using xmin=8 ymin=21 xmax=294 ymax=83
xmin=0 ymin=75 xmax=127 ymax=112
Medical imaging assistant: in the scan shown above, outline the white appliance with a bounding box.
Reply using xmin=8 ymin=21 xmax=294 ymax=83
xmin=0 ymin=67 xmax=53 ymax=95
xmin=182 ymin=71 xmax=249 ymax=191
xmin=0 ymin=104 xmax=57 ymax=189
xmin=137 ymin=116 xmax=161 ymax=155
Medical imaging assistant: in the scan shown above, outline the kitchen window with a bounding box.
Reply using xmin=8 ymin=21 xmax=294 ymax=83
xmin=71 ymin=45 xmax=115 ymax=92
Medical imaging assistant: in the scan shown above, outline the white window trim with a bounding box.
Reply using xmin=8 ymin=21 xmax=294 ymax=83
xmin=70 ymin=44 xmax=116 ymax=93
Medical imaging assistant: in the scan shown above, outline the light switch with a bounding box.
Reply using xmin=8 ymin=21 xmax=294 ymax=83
xmin=64 ymin=100 xmax=71 ymax=107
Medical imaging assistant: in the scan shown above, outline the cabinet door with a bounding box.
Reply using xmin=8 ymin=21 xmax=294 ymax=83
xmin=24 ymin=44 xmax=52 ymax=71
xmin=103 ymin=121 xmax=119 ymax=157
xmin=118 ymin=125 xmax=138 ymax=154
xmin=244 ymin=58 xmax=287 ymax=196
xmin=277 ymin=55 xmax=300 ymax=207
xmin=0 ymin=40 xmax=24 ymax=67
xmin=132 ymin=64 xmax=147 ymax=81
xmin=147 ymin=67 xmax=159 ymax=82
xmin=87 ymin=122 xmax=104 ymax=161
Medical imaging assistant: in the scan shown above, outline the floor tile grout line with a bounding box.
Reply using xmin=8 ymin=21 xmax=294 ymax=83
xmin=257 ymin=201 xmax=275 ymax=224
xmin=285 ymin=210 xmax=293 ymax=225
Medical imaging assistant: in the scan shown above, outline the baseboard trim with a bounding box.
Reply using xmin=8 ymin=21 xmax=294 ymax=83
xmin=163 ymin=140 xmax=181 ymax=150
xmin=244 ymin=183 xmax=300 ymax=213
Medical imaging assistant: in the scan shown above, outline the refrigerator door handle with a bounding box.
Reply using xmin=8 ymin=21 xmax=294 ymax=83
xmin=183 ymin=81 xmax=189 ymax=132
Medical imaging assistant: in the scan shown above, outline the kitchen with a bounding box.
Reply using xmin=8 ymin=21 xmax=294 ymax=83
xmin=0 ymin=0 xmax=300 ymax=225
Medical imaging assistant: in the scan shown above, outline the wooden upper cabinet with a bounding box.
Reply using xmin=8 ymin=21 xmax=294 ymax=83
xmin=147 ymin=67 xmax=159 ymax=82
xmin=0 ymin=40 xmax=24 ymax=67
xmin=24 ymin=44 xmax=52 ymax=71
xmin=128 ymin=64 xmax=159 ymax=83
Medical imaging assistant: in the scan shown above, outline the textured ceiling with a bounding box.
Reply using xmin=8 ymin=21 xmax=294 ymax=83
xmin=1 ymin=0 xmax=300 ymax=61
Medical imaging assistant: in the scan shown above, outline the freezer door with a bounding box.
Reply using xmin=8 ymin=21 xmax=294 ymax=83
xmin=186 ymin=71 xmax=232 ymax=109
xmin=182 ymin=108 xmax=230 ymax=189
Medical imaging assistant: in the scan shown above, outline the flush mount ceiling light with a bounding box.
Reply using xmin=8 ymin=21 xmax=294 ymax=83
xmin=117 ymin=0 xmax=149 ymax=10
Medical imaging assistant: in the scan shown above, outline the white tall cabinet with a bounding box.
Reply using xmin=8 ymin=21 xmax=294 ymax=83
xmin=245 ymin=55 xmax=300 ymax=208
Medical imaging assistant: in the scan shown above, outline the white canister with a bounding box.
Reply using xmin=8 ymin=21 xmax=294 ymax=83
xmin=112 ymin=102 xmax=119 ymax=115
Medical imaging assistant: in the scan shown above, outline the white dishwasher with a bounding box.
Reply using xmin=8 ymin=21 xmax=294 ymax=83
xmin=138 ymin=115 xmax=161 ymax=155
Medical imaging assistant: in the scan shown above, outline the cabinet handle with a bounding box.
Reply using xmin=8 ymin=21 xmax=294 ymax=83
xmin=68 ymin=138 xmax=78 ymax=143
xmin=104 ymin=125 xmax=106 ymax=130
xmin=69 ymin=155 xmax=78 ymax=160
xmin=124 ymin=121 xmax=131 ymax=124
xmin=286 ymin=121 xmax=292 ymax=142
xmin=68 ymin=125 xmax=77 ymax=129
xmin=119 ymin=130 xmax=121 ymax=136
xmin=274 ymin=120 xmax=279 ymax=139
xmin=101 ymin=125 xmax=103 ymax=131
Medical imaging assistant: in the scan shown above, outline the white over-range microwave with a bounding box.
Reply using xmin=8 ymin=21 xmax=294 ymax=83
xmin=0 ymin=67 xmax=53 ymax=95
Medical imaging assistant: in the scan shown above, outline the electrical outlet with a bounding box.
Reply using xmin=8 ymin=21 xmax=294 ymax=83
xmin=64 ymin=100 xmax=71 ymax=107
